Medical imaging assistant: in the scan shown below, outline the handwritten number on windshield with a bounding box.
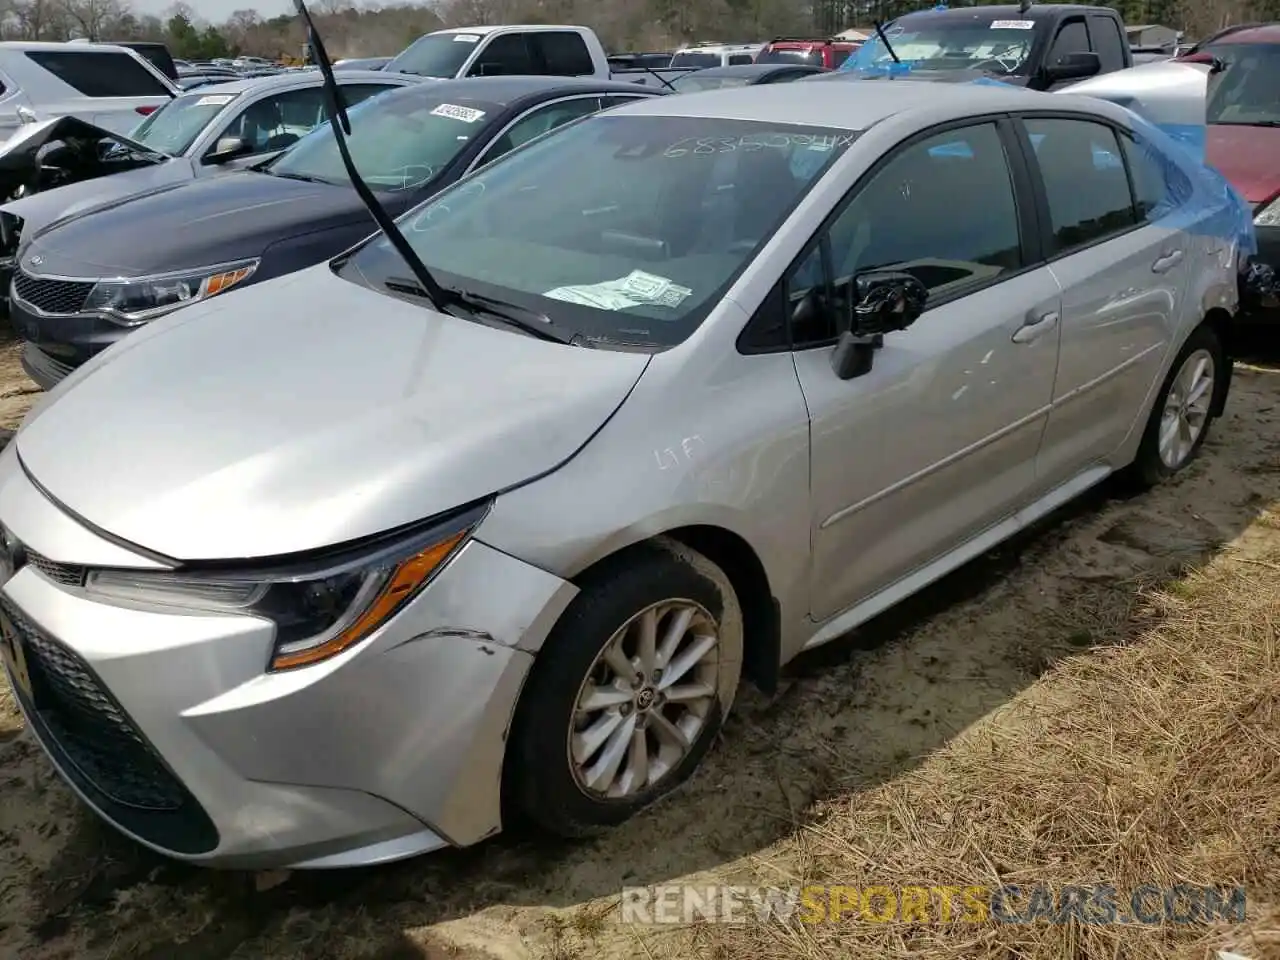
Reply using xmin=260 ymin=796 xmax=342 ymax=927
xmin=663 ymin=133 xmax=858 ymax=157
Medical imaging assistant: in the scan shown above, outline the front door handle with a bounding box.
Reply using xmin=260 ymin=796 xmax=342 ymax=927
xmin=1012 ymin=310 xmax=1059 ymax=344
xmin=1152 ymin=250 xmax=1184 ymax=273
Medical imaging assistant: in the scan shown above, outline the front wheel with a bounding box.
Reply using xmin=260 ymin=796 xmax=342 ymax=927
xmin=1128 ymin=324 xmax=1224 ymax=488
xmin=507 ymin=539 xmax=743 ymax=839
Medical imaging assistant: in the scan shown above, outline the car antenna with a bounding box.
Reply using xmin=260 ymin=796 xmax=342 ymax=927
xmin=291 ymin=0 xmax=449 ymax=312
xmin=873 ymin=21 xmax=901 ymax=63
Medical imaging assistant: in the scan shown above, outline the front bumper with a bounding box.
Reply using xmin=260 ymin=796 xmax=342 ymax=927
xmin=0 ymin=450 xmax=578 ymax=869
xmin=7 ymin=294 xmax=129 ymax=389
xmin=1239 ymin=224 xmax=1280 ymax=324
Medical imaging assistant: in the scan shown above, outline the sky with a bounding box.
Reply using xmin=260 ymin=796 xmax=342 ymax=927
xmin=133 ymin=0 xmax=294 ymax=24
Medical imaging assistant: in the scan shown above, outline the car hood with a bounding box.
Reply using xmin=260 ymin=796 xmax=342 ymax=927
xmin=0 ymin=159 xmax=200 ymax=238
xmin=21 ymin=170 xmax=369 ymax=276
xmin=1206 ymin=124 xmax=1280 ymax=205
xmin=14 ymin=265 xmax=651 ymax=561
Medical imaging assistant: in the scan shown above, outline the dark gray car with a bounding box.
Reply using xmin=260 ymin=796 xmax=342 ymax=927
xmin=11 ymin=76 xmax=664 ymax=388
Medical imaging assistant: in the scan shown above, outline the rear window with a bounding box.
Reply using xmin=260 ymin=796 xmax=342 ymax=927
xmin=25 ymin=50 xmax=171 ymax=98
xmin=670 ymin=51 xmax=721 ymax=68
xmin=759 ymin=47 xmax=825 ymax=67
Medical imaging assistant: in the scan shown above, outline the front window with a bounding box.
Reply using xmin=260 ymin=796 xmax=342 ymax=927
xmin=1206 ymin=43 xmax=1280 ymax=125
xmin=385 ymin=33 xmax=480 ymax=78
xmin=670 ymin=51 xmax=722 ymax=68
xmin=758 ymin=48 xmax=824 ymax=67
xmin=845 ymin=16 xmax=1040 ymax=75
xmin=264 ymin=89 xmax=501 ymax=190
xmin=669 ymin=73 xmax=754 ymax=92
xmin=131 ymin=90 xmax=239 ymax=155
xmin=346 ymin=115 xmax=859 ymax=347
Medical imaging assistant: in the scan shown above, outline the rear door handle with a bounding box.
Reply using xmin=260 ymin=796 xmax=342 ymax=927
xmin=1152 ymin=250 xmax=1184 ymax=273
xmin=1012 ymin=310 xmax=1058 ymax=344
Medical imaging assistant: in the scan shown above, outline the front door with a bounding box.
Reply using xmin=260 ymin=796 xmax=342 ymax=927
xmin=790 ymin=119 xmax=1063 ymax=622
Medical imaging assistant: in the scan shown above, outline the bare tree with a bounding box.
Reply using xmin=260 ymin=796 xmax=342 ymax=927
xmin=59 ymin=0 xmax=124 ymax=39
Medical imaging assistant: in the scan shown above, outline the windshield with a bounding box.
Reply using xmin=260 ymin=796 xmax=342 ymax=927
xmin=266 ymin=89 xmax=500 ymax=190
xmin=670 ymin=51 xmax=722 ymax=68
xmin=346 ymin=114 xmax=857 ymax=347
xmin=759 ymin=48 xmax=824 ymax=67
xmin=385 ymin=33 xmax=479 ymax=78
xmin=1206 ymin=43 xmax=1280 ymax=125
xmin=670 ymin=73 xmax=755 ymax=92
xmin=130 ymin=90 xmax=239 ymax=155
xmin=845 ymin=17 xmax=1040 ymax=75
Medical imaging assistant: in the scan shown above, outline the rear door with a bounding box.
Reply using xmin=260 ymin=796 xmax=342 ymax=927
xmin=782 ymin=119 xmax=1062 ymax=621
xmin=20 ymin=48 xmax=173 ymax=133
xmin=1018 ymin=114 xmax=1187 ymax=491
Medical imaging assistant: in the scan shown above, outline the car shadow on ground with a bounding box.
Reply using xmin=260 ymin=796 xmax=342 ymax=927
xmin=6 ymin=338 xmax=1280 ymax=959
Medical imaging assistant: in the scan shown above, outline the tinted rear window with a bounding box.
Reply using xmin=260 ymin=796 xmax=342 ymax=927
xmin=670 ymin=52 xmax=721 ymax=68
xmin=759 ymin=48 xmax=825 ymax=67
xmin=25 ymin=50 xmax=171 ymax=97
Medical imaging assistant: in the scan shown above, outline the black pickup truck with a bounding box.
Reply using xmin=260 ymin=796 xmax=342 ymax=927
xmin=836 ymin=3 xmax=1133 ymax=90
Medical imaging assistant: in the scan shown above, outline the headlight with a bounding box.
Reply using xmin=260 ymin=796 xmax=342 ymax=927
xmin=81 ymin=259 xmax=258 ymax=324
xmin=1256 ymin=196 xmax=1280 ymax=228
xmin=83 ymin=501 xmax=490 ymax=671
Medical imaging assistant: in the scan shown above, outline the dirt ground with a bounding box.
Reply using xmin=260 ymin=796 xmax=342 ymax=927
xmin=0 ymin=329 xmax=1277 ymax=960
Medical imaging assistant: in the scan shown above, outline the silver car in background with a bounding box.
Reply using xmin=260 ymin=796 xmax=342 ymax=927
xmin=0 ymin=80 xmax=1246 ymax=869
xmin=0 ymin=70 xmax=416 ymax=239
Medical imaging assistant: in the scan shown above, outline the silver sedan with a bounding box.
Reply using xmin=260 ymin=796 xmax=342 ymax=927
xmin=0 ymin=79 xmax=1248 ymax=869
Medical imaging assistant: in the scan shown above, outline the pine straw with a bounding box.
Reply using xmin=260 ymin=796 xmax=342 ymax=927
xmin=662 ymin=528 xmax=1280 ymax=960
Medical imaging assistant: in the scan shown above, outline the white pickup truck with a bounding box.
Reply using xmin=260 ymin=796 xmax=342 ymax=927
xmin=383 ymin=25 xmax=695 ymax=89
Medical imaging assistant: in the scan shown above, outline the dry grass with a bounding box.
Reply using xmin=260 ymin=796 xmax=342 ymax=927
xmin=626 ymin=527 xmax=1280 ymax=960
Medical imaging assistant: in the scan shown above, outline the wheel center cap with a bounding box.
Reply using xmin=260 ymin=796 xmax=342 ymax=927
xmin=635 ymin=688 xmax=656 ymax=710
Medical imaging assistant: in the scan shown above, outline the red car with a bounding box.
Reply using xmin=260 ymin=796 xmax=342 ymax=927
xmin=755 ymin=37 xmax=859 ymax=70
xmin=1184 ymin=23 xmax=1280 ymax=316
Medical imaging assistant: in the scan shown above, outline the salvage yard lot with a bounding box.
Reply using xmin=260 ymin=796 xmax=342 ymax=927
xmin=0 ymin=324 xmax=1278 ymax=960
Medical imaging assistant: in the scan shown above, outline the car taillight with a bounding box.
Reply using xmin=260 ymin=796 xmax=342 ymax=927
xmin=135 ymin=105 xmax=158 ymax=115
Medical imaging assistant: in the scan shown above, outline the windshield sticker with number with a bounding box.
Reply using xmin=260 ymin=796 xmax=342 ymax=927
xmin=453 ymin=34 xmax=481 ymax=42
xmin=990 ymin=20 xmax=1035 ymax=29
xmin=663 ymin=133 xmax=857 ymax=156
xmin=544 ymin=270 xmax=692 ymax=312
xmin=196 ymin=94 xmax=236 ymax=106
xmin=430 ymin=103 xmax=486 ymax=123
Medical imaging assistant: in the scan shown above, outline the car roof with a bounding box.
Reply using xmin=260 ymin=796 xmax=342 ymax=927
xmin=895 ymin=3 xmax=1098 ymax=22
xmin=691 ymin=63 xmax=823 ymax=77
xmin=377 ymin=75 xmax=664 ymax=104
xmin=611 ymin=77 xmax=1043 ymax=130
xmin=1206 ymin=23 xmax=1280 ymax=44
xmin=175 ymin=69 xmax=407 ymax=97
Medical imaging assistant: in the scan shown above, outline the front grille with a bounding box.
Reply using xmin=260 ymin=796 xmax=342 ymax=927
xmin=1 ymin=595 xmax=184 ymax=810
xmin=12 ymin=271 xmax=95 ymax=315
xmin=25 ymin=548 xmax=86 ymax=588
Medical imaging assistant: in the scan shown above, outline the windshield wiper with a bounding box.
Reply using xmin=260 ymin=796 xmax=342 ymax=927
xmin=292 ymin=0 xmax=451 ymax=314
xmin=386 ymin=277 xmax=588 ymax=346
xmin=873 ymin=20 xmax=901 ymax=63
xmin=270 ymin=170 xmax=332 ymax=184
xmin=1213 ymin=119 xmax=1280 ymax=127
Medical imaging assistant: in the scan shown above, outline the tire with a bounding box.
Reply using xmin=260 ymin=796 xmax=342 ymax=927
xmin=507 ymin=537 xmax=744 ymax=839
xmin=1127 ymin=323 xmax=1224 ymax=489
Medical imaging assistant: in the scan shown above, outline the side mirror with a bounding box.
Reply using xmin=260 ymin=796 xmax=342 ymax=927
xmin=1042 ymin=51 xmax=1101 ymax=84
xmin=830 ymin=271 xmax=928 ymax=380
xmin=206 ymin=135 xmax=249 ymax=163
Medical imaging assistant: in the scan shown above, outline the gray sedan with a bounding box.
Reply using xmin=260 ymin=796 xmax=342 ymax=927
xmin=0 ymin=79 xmax=1248 ymax=870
